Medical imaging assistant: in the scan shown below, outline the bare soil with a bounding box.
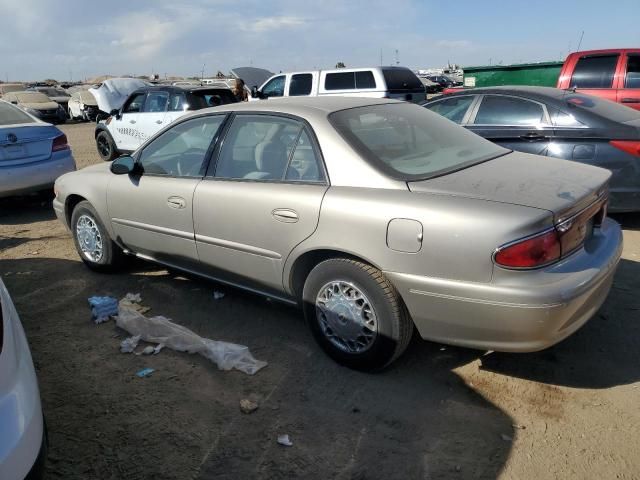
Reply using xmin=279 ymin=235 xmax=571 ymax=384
xmin=1 ymin=121 xmax=639 ymax=479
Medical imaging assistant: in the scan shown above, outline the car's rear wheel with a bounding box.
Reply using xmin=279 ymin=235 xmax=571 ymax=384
xmin=96 ymin=131 xmax=117 ymax=161
xmin=302 ymin=258 xmax=413 ymax=370
xmin=71 ymin=201 xmax=124 ymax=271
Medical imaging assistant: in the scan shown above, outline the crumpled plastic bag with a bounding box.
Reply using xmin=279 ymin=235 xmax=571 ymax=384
xmin=115 ymin=305 xmax=267 ymax=375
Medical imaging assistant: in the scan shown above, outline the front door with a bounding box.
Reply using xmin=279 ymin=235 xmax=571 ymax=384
xmin=107 ymin=114 xmax=227 ymax=268
xmin=136 ymin=90 xmax=170 ymax=145
xmin=193 ymin=114 xmax=328 ymax=293
xmin=468 ymin=94 xmax=553 ymax=156
xmin=617 ymin=51 xmax=640 ymax=111
xmin=111 ymin=92 xmax=146 ymax=151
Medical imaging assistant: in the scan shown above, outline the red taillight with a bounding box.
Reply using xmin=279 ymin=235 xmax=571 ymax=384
xmin=52 ymin=133 xmax=69 ymax=152
xmin=494 ymin=230 xmax=561 ymax=268
xmin=610 ymin=140 xmax=640 ymax=157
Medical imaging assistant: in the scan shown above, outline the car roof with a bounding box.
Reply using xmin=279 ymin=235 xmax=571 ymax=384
xmin=195 ymin=96 xmax=401 ymax=118
xmin=129 ymin=85 xmax=233 ymax=95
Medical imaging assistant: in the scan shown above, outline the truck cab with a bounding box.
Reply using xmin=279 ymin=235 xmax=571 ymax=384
xmin=557 ymin=48 xmax=640 ymax=110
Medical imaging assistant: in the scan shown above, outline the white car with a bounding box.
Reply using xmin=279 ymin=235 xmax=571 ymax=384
xmin=67 ymin=90 xmax=100 ymax=122
xmin=0 ymin=278 xmax=46 ymax=479
xmin=250 ymin=66 xmax=426 ymax=103
xmin=94 ymin=85 xmax=237 ymax=161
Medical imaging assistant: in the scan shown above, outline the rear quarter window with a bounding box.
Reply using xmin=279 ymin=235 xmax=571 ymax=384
xmin=325 ymin=72 xmax=356 ymax=90
xmin=0 ymin=101 xmax=35 ymax=125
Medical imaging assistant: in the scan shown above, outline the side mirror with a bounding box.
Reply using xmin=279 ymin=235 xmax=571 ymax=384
xmin=251 ymin=86 xmax=259 ymax=98
xmin=110 ymin=108 xmax=121 ymax=119
xmin=11 ymin=101 xmax=18 ymax=105
xmin=110 ymin=155 xmax=138 ymax=175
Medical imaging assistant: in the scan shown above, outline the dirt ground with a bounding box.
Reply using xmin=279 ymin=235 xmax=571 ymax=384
xmin=1 ymin=122 xmax=639 ymax=479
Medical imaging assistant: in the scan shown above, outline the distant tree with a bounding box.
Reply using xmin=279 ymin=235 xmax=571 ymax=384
xmin=335 ymin=62 xmax=346 ymax=69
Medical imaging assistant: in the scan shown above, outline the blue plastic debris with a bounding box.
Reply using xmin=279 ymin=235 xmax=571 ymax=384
xmin=136 ymin=368 xmax=155 ymax=378
xmin=88 ymin=296 xmax=118 ymax=324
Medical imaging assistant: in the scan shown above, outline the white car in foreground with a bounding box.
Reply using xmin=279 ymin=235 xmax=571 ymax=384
xmin=0 ymin=279 xmax=46 ymax=479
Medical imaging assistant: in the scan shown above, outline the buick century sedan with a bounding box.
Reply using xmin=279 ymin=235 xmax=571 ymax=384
xmin=53 ymin=98 xmax=622 ymax=369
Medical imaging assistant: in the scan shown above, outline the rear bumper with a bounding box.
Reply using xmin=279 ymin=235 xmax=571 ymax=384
xmin=385 ymin=218 xmax=623 ymax=352
xmin=0 ymin=151 xmax=76 ymax=198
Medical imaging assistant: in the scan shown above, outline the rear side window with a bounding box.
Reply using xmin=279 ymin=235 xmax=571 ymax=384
xmin=289 ymin=74 xmax=313 ymax=96
xmin=169 ymin=93 xmax=187 ymax=111
xmin=570 ymin=54 xmax=619 ymax=89
xmin=474 ymin=95 xmax=545 ymax=126
xmin=325 ymin=72 xmax=355 ymax=90
xmin=356 ymin=71 xmax=376 ymax=89
xmin=143 ymin=92 xmax=169 ymax=113
xmin=424 ymin=96 xmax=474 ymax=124
xmin=0 ymin=101 xmax=34 ymax=125
xmin=381 ymin=68 xmax=423 ymax=90
xmin=624 ymin=54 xmax=640 ymax=88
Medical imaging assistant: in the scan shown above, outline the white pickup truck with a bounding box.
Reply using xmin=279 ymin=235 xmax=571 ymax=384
xmin=250 ymin=66 xmax=426 ymax=103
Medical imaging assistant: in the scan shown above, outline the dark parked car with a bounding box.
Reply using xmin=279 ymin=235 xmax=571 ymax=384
xmin=426 ymin=75 xmax=461 ymax=88
xmin=28 ymin=86 xmax=71 ymax=113
xmin=423 ymin=86 xmax=640 ymax=212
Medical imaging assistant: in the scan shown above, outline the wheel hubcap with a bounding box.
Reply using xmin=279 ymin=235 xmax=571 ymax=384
xmin=97 ymin=137 xmax=110 ymax=157
xmin=76 ymin=214 xmax=103 ymax=262
xmin=315 ymin=280 xmax=378 ymax=354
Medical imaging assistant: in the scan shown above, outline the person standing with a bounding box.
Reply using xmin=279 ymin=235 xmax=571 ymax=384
xmin=233 ymin=78 xmax=248 ymax=102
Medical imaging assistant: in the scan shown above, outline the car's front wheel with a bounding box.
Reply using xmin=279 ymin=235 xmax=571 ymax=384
xmin=96 ymin=131 xmax=118 ymax=161
xmin=71 ymin=201 xmax=124 ymax=271
xmin=302 ymin=258 xmax=413 ymax=370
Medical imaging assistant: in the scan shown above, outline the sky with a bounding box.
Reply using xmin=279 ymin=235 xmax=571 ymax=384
xmin=1 ymin=0 xmax=639 ymax=82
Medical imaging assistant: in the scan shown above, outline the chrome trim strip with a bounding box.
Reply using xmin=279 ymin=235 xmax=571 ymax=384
xmin=408 ymin=289 xmax=564 ymax=309
xmin=129 ymin=251 xmax=297 ymax=305
xmin=195 ymin=234 xmax=282 ymax=259
xmin=112 ymin=218 xmax=194 ymax=241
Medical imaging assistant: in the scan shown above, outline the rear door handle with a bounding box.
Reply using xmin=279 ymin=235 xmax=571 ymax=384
xmin=272 ymin=208 xmax=299 ymax=223
xmin=167 ymin=196 xmax=186 ymax=209
xmin=621 ymin=98 xmax=640 ymax=103
xmin=129 ymin=120 xmax=136 ymax=124
xmin=156 ymin=120 xmax=163 ymax=124
xmin=519 ymin=132 xmax=547 ymax=141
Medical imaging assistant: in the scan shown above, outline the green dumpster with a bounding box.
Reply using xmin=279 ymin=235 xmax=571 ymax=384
xmin=462 ymin=61 xmax=563 ymax=88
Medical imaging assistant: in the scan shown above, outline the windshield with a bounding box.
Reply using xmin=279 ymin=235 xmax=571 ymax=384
xmin=15 ymin=92 xmax=50 ymax=103
xmin=41 ymin=88 xmax=68 ymax=97
xmin=329 ymin=103 xmax=508 ymax=180
xmin=0 ymin=101 xmax=35 ymax=125
xmin=563 ymin=93 xmax=640 ymax=124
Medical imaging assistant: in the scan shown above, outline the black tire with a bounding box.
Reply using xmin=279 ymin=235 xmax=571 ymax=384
xmin=70 ymin=200 xmax=124 ymax=271
xmin=302 ymin=258 xmax=413 ymax=371
xmin=96 ymin=131 xmax=118 ymax=161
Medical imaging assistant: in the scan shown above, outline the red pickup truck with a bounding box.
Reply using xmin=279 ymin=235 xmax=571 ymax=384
xmin=557 ymin=48 xmax=640 ymax=110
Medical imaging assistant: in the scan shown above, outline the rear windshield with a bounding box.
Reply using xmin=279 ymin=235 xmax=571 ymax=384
xmin=188 ymin=89 xmax=237 ymax=109
xmin=563 ymin=93 xmax=640 ymax=123
xmin=40 ymin=88 xmax=68 ymax=97
xmin=15 ymin=92 xmax=50 ymax=103
xmin=0 ymin=101 xmax=35 ymax=125
xmin=382 ymin=68 xmax=423 ymax=90
xmin=329 ymin=103 xmax=507 ymax=180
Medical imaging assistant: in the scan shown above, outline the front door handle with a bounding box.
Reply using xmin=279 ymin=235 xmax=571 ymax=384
xmin=621 ymin=98 xmax=640 ymax=104
xmin=129 ymin=119 xmax=137 ymax=124
xmin=167 ymin=196 xmax=186 ymax=209
xmin=519 ymin=132 xmax=547 ymax=141
xmin=156 ymin=120 xmax=163 ymax=124
xmin=272 ymin=208 xmax=299 ymax=223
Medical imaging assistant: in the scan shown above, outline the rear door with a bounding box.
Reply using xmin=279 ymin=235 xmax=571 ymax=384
xmin=617 ymin=51 xmax=640 ymax=110
xmin=192 ymin=113 xmax=328 ymax=294
xmin=567 ymin=52 xmax=621 ymax=103
xmin=110 ymin=92 xmax=146 ymax=151
xmin=136 ymin=90 xmax=170 ymax=145
xmin=468 ymin=94 xmax=554 ymax=155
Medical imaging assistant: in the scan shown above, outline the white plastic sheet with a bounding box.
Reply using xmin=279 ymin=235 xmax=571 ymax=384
xmin=115 ymin=304 xmax=267 ymax=375
xmin=89 ymin=78 xmax=150 ymax=113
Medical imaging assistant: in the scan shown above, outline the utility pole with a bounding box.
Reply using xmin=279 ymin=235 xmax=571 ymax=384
xmin=395 ymin=49 xmax=399 ymax=65
xmin=201 ymin=63 xmax=205 ymax=81
xmin=380 ymin=48 xmax=383 ymax=66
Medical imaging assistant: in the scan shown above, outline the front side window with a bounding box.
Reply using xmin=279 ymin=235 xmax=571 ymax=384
xmin=214 ymin=115 xmax=322 ymax=182
xmin=425 ymin=96 xmax=475 ymax=124
xmin=262 ymin=76 xmax=285 ymax=97
xmin=143 ymin=92 xmax=169 ymax=113
xmin=474 ymin=95 xmax=546 ymax=126
xmin=329 ymin=103 xmax=506 ymax=180
xmin=124 ymin=93 xmax=146 ymax=113
xmin=570 ymin=54 xmax=619 ymax=89
xmin=289 ymin=74 xmax=313 ymax=96
xmin=624 ymin=54 xmax=640 ymax=89
xmin=139 ymin=115 xmax=225 ymax=177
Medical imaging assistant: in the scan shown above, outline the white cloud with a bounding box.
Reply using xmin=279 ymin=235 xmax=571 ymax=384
xmin=241 ymin=15 xmax=306 ymax=33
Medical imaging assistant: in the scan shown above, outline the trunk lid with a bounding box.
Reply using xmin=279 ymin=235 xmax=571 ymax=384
xmin=0 ymin=124 xmax=60 ymax=166
xmin=408 ymin=151 xmax=610 ymax=222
